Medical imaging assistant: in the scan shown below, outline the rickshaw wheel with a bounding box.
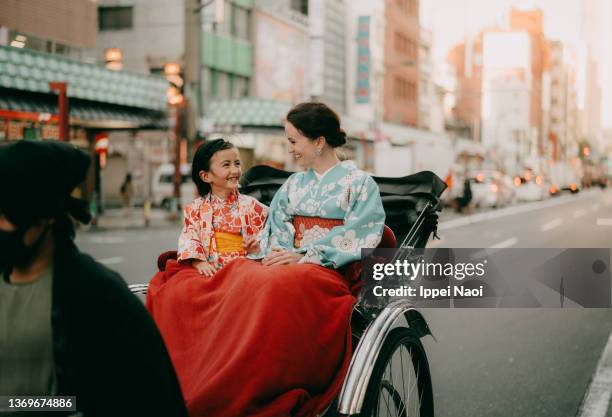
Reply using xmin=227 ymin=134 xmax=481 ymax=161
xmin=359 ymin=328 xmax=433 ymax=417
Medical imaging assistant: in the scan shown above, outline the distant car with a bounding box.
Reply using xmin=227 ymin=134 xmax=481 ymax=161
xmin=151 ymin=163 xmax=195 ymax=209
xmin=468 ymin=170 xmax=516 ymax=208
xmin=513 ymin=174 xmax=549 ymax=202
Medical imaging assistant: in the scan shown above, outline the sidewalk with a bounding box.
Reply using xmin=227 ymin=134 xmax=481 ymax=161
xmin=86 ymin=207 xmax=182 ymax=231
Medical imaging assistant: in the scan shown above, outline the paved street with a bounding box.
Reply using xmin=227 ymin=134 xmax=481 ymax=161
xmin=76 ymin=189 xmax=612 ymax=417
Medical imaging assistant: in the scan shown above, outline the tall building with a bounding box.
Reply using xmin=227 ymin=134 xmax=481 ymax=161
xmin=546 ymin=41 xmax=579 ymax=161
xmin=308 ymin=0 xmax=346 ymax=114
xmin=0 ymin=0 xmax=97 ymax=62
xmin=96 ymin=0 xmax=184 ymax=74
xmin=447 ymin=31 xmax=486 ymax=141
xmin=448 ymin=8 xmax=550 ymax=172
xmin=481 ymin=31 xmax=533 ymax=172
xmin=346 ymin=0 xmax=420 ymax=129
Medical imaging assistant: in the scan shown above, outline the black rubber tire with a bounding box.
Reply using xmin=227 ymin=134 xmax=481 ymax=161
xmin=359 ymin=328 xmax=434 ymax=417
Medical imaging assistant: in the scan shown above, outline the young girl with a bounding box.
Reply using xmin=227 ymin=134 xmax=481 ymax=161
xmin=177 ymin=139 xmax=268 ymax=277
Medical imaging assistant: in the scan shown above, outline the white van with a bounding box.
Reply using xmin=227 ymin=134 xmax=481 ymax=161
xmin=151 ymin=163 xmax=196 ymax=209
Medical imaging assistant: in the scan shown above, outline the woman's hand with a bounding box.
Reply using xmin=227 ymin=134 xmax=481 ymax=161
xmin=192 ymin=260 xmax=218 ymax=277
xmin=262 ymin=248 xmax=304 ymax=266
xmin=243 ymin=235 xmax=260 ymax=254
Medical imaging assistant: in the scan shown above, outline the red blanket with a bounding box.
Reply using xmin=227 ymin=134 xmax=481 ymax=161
xmin=146 ymin=258 xmax=356 ymax=417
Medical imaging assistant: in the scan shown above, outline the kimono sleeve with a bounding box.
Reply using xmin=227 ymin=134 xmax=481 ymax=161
xmin=247 ymin=197 xmax=269 ymax=235
xmin=177 ymin=203 xmax=208 ymax=262
xmin=298 ymin=175 xmax=385 ymax=268
xmin=248 ymin=178 xmax=296 ymax=258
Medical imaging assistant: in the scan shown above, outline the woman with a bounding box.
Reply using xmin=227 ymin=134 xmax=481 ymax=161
xmin=147 ymin=102 xmax=385 ymax=417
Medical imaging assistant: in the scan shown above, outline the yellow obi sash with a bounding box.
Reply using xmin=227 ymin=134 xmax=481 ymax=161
xmin=214 ymin=231 xmax=246 ymax=255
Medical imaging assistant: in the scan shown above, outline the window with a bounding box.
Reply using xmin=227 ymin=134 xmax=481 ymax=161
xmin=231 ymin=5 xmax=250 ymax=41
xmin=290 ymin=0 xmax=308 ymax=15
xmin=394 ymin=77 xmax=417 ymax=101
xmin=397 ymin=0 xmax=417 ymax=15
xmin=99 ymin=6 xmax=134 ymax=30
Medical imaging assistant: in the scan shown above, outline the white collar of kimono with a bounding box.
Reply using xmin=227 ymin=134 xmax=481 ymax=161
xmin=313 ymin=162 xmax=340 ymax=180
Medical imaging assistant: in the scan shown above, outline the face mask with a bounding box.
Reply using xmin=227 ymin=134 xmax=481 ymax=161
xmin=0 ymin=223 xmax=50 ymax=272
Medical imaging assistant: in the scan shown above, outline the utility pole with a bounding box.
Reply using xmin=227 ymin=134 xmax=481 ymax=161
xmin=185 ymin=0 xmax=203 ymax=141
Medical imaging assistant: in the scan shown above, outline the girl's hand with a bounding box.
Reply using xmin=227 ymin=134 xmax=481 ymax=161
xmin=243 ymin=235 xmax=260 ymax=254
xmin=262 ymin=249 xmax=304 ymax=266
xmin=192 ymin=260 xmax=218 ymax=277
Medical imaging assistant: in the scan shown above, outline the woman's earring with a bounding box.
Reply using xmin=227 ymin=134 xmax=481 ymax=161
xmin=315 ymin=148 xmax=322 ymax=156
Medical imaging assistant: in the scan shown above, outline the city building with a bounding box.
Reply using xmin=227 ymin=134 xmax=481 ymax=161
xmin=546 ymin=41 xmax=579 ymax=161
xmin=449 ymin=8 xmax=551 ymax=173
xmin=308 ymin=0 xmax=346 ymax=114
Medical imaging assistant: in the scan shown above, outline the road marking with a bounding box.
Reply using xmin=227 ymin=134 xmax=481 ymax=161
xmin=540 ymin=218 xmax=563 ymax=232
xmin=470 ymin=237 xmax=518 ymax=259
xmin=592 ymin=204 xmax=601 ymax=211
xmin=574 ymin=209 xmax=586 ymax=218
xmin=577 ymin=331 xmax=612 ymax=417
xmin=491 ymin=237 xmax=518 ymax=248
xmin=97 ymin=256 xmax=124 ymax=265
xmin=88 ymin=236 xmax=126 ymax=244
xmin=439 ymin=188 xmax=601 ymax=230
xmin=597 ymin=218 xmax=612 ymax=226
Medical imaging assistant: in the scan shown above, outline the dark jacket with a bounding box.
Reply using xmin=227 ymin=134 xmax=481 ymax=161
xmin=51 ymin=237 xmax=188 ymax=417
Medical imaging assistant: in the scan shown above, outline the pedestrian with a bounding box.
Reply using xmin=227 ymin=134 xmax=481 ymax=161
xmin=0 ymin=140 xmax=187 ymax=417
xmin=120 ymin=173 xmax=134 ymax=214
xmin=453 ymin=178 xmax=472 ymax=213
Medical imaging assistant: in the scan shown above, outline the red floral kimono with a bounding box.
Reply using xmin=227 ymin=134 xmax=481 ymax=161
xmin=177 ymin=192 xmax=268 ymax=268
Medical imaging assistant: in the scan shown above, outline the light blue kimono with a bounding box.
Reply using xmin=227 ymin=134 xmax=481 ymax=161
xmin=254 ymin=160 xmax=386 ymax=268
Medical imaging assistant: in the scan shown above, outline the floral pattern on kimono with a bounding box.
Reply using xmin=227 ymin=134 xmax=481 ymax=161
xmin=253 ymin=160 xmax=386 ymax=268
xmin=178 ymin=191 xmax=268 ymax=268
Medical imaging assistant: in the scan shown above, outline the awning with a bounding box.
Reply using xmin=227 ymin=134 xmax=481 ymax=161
xmin=0 ymin=88 xmax=167 ymax=129
xmin=0 ymin=45 xmax=168 ymax=111
xmin=206 ymin=98 xmax=291 ymax=128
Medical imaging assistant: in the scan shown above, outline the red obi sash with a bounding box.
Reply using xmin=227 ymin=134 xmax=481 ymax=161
xmin=293 ymin=215 xmax=343 ymax=248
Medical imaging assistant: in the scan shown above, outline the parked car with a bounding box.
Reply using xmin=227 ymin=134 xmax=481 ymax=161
xmin=151 ymin=163 xmax=195 ymax=209
xmin=468 ymin=170 xmax=516 ymax=208
xmin=514 ymin=172 xmax=549 ymax=202
xmin=548 ymin=162 xmax=581 ymax=194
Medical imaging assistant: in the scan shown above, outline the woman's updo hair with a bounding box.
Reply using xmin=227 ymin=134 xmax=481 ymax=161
xmin=286 ymin=102 xmax=347 ymax=148
xmin=192 ymin=138 xmax=235 ymax=197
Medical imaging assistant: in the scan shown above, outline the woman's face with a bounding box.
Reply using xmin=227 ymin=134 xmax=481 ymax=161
xmin=200 ymin=147 xmax=242 ymax=194
xmin=285 ymin=121 xmax=320 ymax=170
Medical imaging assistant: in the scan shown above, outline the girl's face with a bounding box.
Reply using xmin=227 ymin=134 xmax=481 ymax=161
xmin=200 ymin=147 xmax=242 ymax=194
xmin=285 ymin=121 xmax=322 ymax=170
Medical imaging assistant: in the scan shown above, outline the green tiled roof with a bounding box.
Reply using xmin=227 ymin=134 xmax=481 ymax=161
xmin=207 ymin=98 xmax=290 ymax=127
xmin=0 ymin=46 xmax=168 ymax=111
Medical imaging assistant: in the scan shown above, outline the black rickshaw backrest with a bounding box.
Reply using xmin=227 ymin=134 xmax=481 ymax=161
xmin=240 ymin=165 xmax=448 ymax=246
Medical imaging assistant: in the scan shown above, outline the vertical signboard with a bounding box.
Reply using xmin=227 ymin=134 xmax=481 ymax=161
xmin=355 ymin=16 xmax=371 ymax=103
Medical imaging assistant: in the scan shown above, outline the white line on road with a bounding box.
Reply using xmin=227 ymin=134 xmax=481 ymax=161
xmin=577 ymin=331 xmax=612 ymax=417
xmin=470 ymin=237 xmax=518 ymax=259
xmin=574 ymin=209 xmax=586 ymax=218
xmin=491 ymin=237 xmax=518 ymax=248
xmin=596 ymin=218 xmax=612 ymax=226
xmin=439 ymin=188 xmax=602 ymax=231
xmin=88 ymin=236 xmax=126 ymax=244
xmin=540 ymin=218 xmax=563 ymax=232
xmin=97 ymin=256 xmax=124 ymax=265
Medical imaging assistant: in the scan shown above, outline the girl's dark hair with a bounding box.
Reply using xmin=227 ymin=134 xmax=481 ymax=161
xmin=286 ymin=102 xmax=347 ymax=148
xmin=192 ymin=139 xmax=235 ymax=197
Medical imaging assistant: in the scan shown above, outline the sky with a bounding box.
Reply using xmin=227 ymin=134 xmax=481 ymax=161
xmin=421 ymin=0 xmax=584 ymax=67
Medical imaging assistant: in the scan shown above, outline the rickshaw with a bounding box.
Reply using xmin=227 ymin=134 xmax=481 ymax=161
xmin=129 ymin=166 xmax=447 ymax=417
